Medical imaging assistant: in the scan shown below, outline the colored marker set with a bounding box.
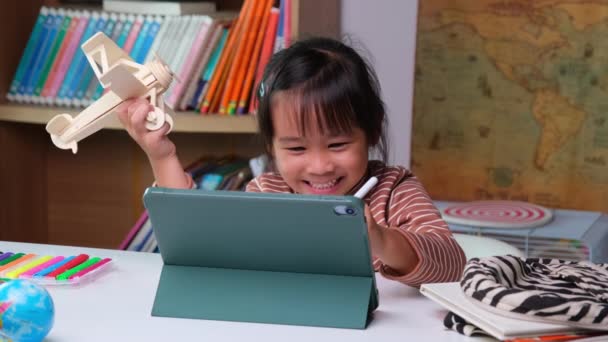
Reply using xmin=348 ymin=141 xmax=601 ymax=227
xmin=0 ymin=251 xmax=112 ymax=285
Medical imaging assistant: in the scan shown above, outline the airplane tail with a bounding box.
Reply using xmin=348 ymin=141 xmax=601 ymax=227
xmin=46 ymin=113 xmax=72 ymax=135
xmin=46 ymin=114 xmax=78 ymax=153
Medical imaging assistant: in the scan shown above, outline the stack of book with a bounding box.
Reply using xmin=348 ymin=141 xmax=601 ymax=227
xmin=7 ymin=0 xmax=291 ymax=115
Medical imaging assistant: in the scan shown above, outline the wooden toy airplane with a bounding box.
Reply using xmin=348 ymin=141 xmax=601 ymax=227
xmin=46 ymin=32 xmax=175 ymax=153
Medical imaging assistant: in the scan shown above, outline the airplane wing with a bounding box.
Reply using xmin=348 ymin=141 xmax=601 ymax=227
xmin=82 ymin=32 xmax=141 ymax=89
xmin=98 ymin=63 xmax=148 ymax=100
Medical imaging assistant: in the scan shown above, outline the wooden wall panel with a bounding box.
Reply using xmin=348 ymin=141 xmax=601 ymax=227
xmin=47 ymin=130 xmax=262 ymax=249
xmin=292 ymin=0 xmax=340 ymax=40
xmin=0 ymin=122 xmax=48 ymax=243
xmin=47 ymin=130 xmax=137 ymax=248
xmin=0 ymin=0 xmax=45 ymax=99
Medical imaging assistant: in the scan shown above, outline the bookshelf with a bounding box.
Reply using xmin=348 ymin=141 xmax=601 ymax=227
xmin=0 ymin=104 xmax=258 ymax=133
xmin=0 ymin=0 xmax=340 ymax=248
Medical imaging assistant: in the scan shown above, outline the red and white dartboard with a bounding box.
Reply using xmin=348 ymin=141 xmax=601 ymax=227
xmin=442 ymin=200 xmax=553 ymax=229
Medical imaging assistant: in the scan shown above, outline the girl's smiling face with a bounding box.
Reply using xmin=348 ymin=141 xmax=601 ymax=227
xmin=270 ymin=94 xmax=369 ymax=195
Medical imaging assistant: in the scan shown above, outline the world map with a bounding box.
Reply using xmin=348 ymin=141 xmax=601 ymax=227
xmin=411 ymin=0 xmax=608 ymax=211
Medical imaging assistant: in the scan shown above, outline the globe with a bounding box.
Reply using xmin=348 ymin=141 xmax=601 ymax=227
xmin=0 ymin=279 xmax=54 ymax=342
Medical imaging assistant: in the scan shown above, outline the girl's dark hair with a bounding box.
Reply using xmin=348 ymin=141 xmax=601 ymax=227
xmin=256 ymin=37 xmax=388 ymax=162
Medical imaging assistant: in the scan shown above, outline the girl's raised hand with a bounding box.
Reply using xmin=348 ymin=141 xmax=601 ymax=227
xmin=116 ymin=98 xmax=176 ymax=161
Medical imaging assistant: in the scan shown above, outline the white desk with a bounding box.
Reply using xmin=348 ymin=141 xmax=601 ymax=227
xmin=0 ymin=241 xmax=493 ymax=342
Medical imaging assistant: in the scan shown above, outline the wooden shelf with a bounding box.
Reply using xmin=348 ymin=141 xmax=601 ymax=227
xmin=0 ymin=104 xmax=258 ymax=134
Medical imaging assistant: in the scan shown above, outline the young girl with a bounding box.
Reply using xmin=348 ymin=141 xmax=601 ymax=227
xmin=117 ymin=37 xmax=466 ymax=287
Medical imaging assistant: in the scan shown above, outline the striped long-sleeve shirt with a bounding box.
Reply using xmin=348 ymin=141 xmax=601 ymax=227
xmin=245 ymin=160 xmax=466 ymax=287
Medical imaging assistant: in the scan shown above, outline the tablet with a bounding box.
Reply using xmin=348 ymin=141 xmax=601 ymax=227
xmin=143 ymin=187 xmax=379 ymax=329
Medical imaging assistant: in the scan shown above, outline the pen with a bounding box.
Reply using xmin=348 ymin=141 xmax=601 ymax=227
xmin=56 ymin=257 xmax=100 ymax=281
xmin=45 ymin=254 xmax=89 ymax=278
xmin=20 ymin=256 xmax=64 ymax=278
xmin=0 ymin=253 xmax=22 ymax=267
xmin=5 ymin=255 xmax=52 ymax=279
xmin=34 ymin=256 xmax=75 ymax=277
xmin=0 ymin=254 xmax=35 ymax=273
xmin=354 ymin=176 xmax=378 ymax=199
xmin=0 ymin=252 xmax=14 ymax=263
xmin=68 ymin=257 xmax=111 ymax=280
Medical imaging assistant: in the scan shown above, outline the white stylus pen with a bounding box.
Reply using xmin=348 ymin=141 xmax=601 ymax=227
xmin=354 ymin=176 xmax=378 ymax=199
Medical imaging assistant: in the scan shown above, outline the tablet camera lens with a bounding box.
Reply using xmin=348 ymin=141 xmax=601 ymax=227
xmin=334 ymin=205 xmax=357 ymax=216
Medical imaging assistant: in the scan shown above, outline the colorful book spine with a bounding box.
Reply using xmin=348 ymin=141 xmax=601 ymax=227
xmin=116 ymin=14 xmax=135 ymax=48
xmin=80 ymin=13 xmax=118 ymax=106
xmin=8 ymin=2 xmax=284 ymax=119
xmin=141 ymin=231 xmax=157 ymax=253
xmin=123 ymin=14 xmax=144 ymax=54
xmin=64 ymin=12 xmax=106 ymax=105
xmin=248 ymin=7 xmax=279 ymax=114
xmin=218 ymin=0 xmax=259 ymax=115
xmin=135 ymin=16 xmax=161 ymax=63
xmin=161 ymin=15 xmax=196 ymax=102
xmin=22 ymin=8 xmax=63 ymax=103
xmin=237 ymin=3 xmax=273 ymax=114
xmin=110 ymin=13 xmax=126 ymax=42
xmin=179 ymin=21 xmax=224 ymax=110
xmin=165 ymin=16 xmax=193 ymax=75
xmin=166 ymin=16 xmax=211 ymax=108
xmin=226 ymin=0 xmax=272 ymax=115
xmin=126 ymin=218 xmax=152 ymax=251
xmin=200 ymin=0 xmax=250 ymax=113
xmin=89 ymin=13 xmax=127 ymax=104
xmin=39 ymin=10 xmax=79 ymax=102
xmin=154 ymin=16 xmax=176 ymax=62
xmin=192 ymin=26 xmax=228 ymax=110
xmin=76 ymin=13 xmax=116 ymax=107
xmin=8 ymin=7 xmax=48 ymax=102
xmin=56 ymin=11 xmax=99 ymax=106
xmin=283 ymin=0 xmax=291 ymax=48
xmin=16 ymin=8 xmax=54 ymax=103
xmin=135 ymin=220 xmax=154 ymax=252
xmin=43 ymin=10 xmax=89 ymax=104
xmin=118 ymin=211 xmax=148 ymax=250
xmin=144 ymin=15 xmax=170 ymax=63
xmin=33 ymin=9 xmax=72 ymax=102
xmin=273 ymin=0 xmax=285 ymax=53
xmin=91 ymin=13 xmax=134 ymax=102
xmin=128 ymin=15 xmax=151 ymax=61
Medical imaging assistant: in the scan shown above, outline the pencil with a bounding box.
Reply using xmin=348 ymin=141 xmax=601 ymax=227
xmin=354 ymin=177 xmax=379 ymax=199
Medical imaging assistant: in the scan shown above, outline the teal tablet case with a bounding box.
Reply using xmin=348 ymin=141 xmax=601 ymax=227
xmin=143 ymin=187 xmax=379 ymax=329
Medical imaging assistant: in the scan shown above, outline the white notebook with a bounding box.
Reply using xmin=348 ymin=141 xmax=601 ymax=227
xmin=420 ymin=282 xmax=585 ymax=340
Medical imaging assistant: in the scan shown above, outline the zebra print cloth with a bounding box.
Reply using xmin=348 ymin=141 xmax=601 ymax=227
xmin=443 ymin=311 xmax=487 ymax=337
xmin=460 ymin=256 xmax=608 ymax=330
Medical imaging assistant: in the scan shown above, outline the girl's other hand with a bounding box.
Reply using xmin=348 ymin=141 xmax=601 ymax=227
xmin=364 ymin=204 xmax=419 ymax=276
xmin=116 ymin=98 xmax=176 ymax=161
xmin=364 ymin=204 xmax=386 ymax=257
